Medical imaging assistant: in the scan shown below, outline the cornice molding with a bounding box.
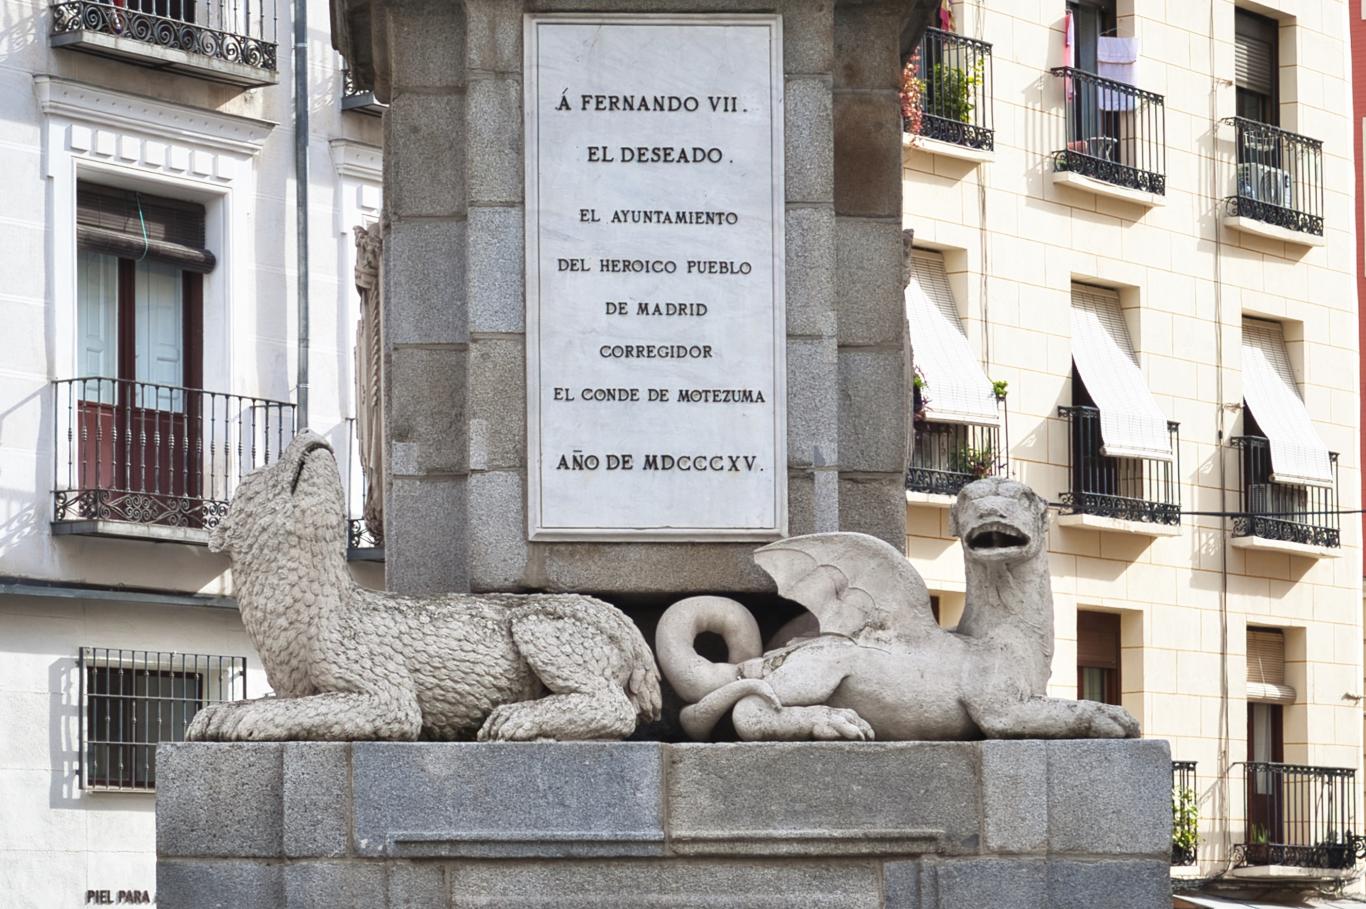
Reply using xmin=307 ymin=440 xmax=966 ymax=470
xmin=329 ymin=137 xmax=383 ymax=182
xmin=33 ymin=75 xmax=275 ymax=155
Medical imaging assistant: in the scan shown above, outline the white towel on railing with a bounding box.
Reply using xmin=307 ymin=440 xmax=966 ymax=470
xmin=1096 ymin=36 xmax=1139 ymax=111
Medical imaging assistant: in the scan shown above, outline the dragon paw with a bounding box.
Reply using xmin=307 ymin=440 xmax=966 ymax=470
xmin=805 ymin=706 xmax=875 ymax=741
xmin=1087 ymin=702 xmax=1141 ymax=738
xmin=477 ymin=703 xmax=553 ymax=742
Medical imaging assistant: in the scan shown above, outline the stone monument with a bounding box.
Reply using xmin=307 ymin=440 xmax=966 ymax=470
xmin=154 ymin=4 xmax=1173 ymax=906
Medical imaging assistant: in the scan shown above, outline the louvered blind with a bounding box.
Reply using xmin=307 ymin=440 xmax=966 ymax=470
xmin=1077 ymin=612 xmax=1120 ymax=669
xmin=911 ymin=250 xmax=963 ymax=327
xmin=76 ymin=183 xmax=215 ymax=273
xmin=1241 ymin=318 xmax=1333 ymax=485
xmin=1234 ymin=11 xmax=1275 ymax=96
xmin=1247 ymin=628 xmax=1295 ymax=703
xmin=906 ymin=250 xmax=998 ymax=425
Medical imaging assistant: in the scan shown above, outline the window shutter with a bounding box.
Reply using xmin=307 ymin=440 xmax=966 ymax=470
xmin=1234 ymin=11 xmax=1276 ymax=97
xmin=1247 ymin=628 xmax=1295 ymax=703
xmin=1077 ymin=611 xmax=1120 ymax=669
xmin=76 ymin=183 xmax=216 ymax=273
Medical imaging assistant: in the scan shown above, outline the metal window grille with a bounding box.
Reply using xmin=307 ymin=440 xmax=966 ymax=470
xmin=50 ymin=0 xmax=278 ymax=71
xmin=79 ymin=648 xmax=247 ymax=791
xmin=1223 ymin=117 xmax=1324 ymax=236
xmin=1172 ymin=760 xmax=1198 ymax=866
xmin=1235 ymin=762 xmax=1361 ymax=870
xmin=1230 ymin=435 xmax=1340 ymax=548
xmin=907 ymin=28 xmax=994 ymax=151
xmin=1057 ymin=405 xmax=1182 ymax=525
xmin=1050 ymin=67 xmax=1166 ymax=195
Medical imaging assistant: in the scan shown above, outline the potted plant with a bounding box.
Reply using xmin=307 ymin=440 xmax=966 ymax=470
xmin=1171 ymin=785 xmax=1198 ymax=865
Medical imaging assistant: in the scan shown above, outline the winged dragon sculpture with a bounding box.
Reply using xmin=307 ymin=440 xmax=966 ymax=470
xmin=655 ymin=477 xmax=1140 ymax=741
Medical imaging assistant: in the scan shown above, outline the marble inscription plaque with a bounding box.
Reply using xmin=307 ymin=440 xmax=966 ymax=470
xmin=525 ymin=14 xmax=786 ymax=540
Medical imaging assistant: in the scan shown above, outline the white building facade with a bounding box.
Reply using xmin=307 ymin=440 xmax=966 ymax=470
xmin=901 ymin=0 xmax=1362 ymax=895
xmin=0 ymin=0 xmax=382 ymax=901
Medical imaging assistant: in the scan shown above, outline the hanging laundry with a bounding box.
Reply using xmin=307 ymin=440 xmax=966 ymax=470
xmin=1096 ymin=36 xmax=1139 ymax=111
xmin=938 ymin=0 xmax=953 ymax=32
xmin=1063 ymin=10 xmax=1075 ymax=100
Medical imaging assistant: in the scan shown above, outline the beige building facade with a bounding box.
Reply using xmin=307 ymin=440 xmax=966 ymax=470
xmin=902 ymin=0 xmax=1362 ymax=889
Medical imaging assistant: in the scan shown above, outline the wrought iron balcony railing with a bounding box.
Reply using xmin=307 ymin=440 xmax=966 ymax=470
xmin=50 ymin=0 xmax=277 ymax=79
xmin=1172 ymin=760 xmax=1199 ymax=866
xmin=52 ymin=377 xmax=295 ymax=535
xmin=345 ymin=416 xmax=383 ymax=560
xmin=1050 ymin=67 xmax=1166 ymax=195
xmin=1058 ymin=406 xmax=1180 ymax=525
xmin=1235 ymin=762 xmax=1363 ymax=871
xmin=1223 ymin=117 xmax=1324 ymax=237
xmin=341 ymin=67 xmax=386 ymax=116
xmin=1230 ymin=436 xmax=1340 ymax=548
xmin=908 ymin=416 xmax=1007 ymax=498
xmin=904 ymin=28 xmax=994 ymax=152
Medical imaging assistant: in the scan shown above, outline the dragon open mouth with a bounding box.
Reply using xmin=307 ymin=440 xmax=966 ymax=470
xmin=966 ymin=522 xmax=1030 ymax=552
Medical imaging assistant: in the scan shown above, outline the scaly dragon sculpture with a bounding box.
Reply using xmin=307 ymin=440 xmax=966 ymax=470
xmin=655 ymin=477 xmax=1139 ymax=741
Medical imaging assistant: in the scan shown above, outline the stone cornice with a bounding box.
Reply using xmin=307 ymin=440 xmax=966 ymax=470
xmin=329 ymin=138 xmax=383 ymax=182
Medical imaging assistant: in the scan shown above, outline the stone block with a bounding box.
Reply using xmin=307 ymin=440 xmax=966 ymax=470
xmin=787 ymin=336 xmax=838 ymax=469
xmin=156 ymin=743 xmax=282 ymax=858
xmin=1046 ymin=739 xmax=1171 ymax=857
xmin=782 ymin=0 xmax=834 ymax=75
xmin=388 ymin=862 xmax=450 ymax=909
xmin=923 ymin=858 xmax=1048 ymax=909
xmin=665 ymin=742 xmax=980 ymax=855
xmin=784 ymin=76 xmax=834 ymax=204
xmin=838 ymin=348 xmax=908 ymax=473
xmin=283 ymin=742 xmax=350 ymax=858
xmin=385 ymin=475 xmax=469 ymax=594
xmin=468 ymin=469 xmax=529 ymax=591
xmin=834 ymin=4 xmax=901 ymax=91
xmin=467 ymin=77 xmax=522 ymax=204
xmin=1046 ymin=860 xmax=1170 ymax=909
xmin=385 ymin=218 xmax=468 ymax=346
xmin=387 ymin=346 xmax=468 ymax=475
xmin=838 ymin=473 xmax=906 ymax=549
xmin=785 ymin=468 xmax=817 ymax=537
xmin=387 ymin=92 xmax=465 ymax=217
xmin=387 ymin=863 xmax=450 ymax=902
xmin=156 ymin=860 xmax=283 ymax=909
xmin=386 ymin=0 xmax=465 ymax=90
xmin=447 ymin=859 xmax=881 ymax=908
xmin=352 ymin=742 xmax=665 ymax=857
xmin=785 ymin=204 xmax=837 ymax=337
xmin=467 ymin=337 xmax=525 ymax=469
xmin=980 ymin=740 xmax=1047 ymax=854
xmin=285 ymin=862 xmax=387 ymax=909
xmin=537 ymin=541 xmax=770 ymax=594
xmin=464 ymin=0 xmax=521 ymax=73
xmin=833 ymin=92 xmax=902 ymax=218
xmin=835 ymin=217 xmax=905 ymax=346
xmin=881 ymin=861 xmax=920 ymax=908
xmin=467 ymin=205 xmax=525 ymax=333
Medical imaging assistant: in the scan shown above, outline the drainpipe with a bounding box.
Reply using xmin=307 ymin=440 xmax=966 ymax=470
xmin=293 ymin=0 xmax=310 ymax=427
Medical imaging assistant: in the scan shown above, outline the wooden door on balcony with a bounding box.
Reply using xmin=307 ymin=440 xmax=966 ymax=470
xmin=76 ymin=250 xmax=203 ymax=523
xmin=1247 ymin=701 xmax=1285 ymax=850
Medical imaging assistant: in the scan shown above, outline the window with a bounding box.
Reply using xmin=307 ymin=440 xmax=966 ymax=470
xmin=1062 ymin=284 xmax=1179 ymax=524
xmin=80 ymin=648 xmax=246 ymax=791
xmin=1077 ymin=611 xmax=1121 ymax=705
xmin=1235 ymin=10 xmax=1278 ymax=125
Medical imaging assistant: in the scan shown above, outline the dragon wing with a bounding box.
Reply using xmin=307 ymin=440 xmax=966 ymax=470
xmin=753 ymin=532 xmax=938 ymax=640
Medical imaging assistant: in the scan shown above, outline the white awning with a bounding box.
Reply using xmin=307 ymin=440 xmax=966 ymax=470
xmin=1176 ymin=898 xmax=1366 ymax=909
xmin=1070 ymin=285 xmax=1174 ymax=461
xmin=1241 ymin=319 xmax=1334 ymax=486
xmin=906 ymin=250 xmax=998 ymax=425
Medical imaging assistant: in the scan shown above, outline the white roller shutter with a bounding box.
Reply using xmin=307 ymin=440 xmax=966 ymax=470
xmin=1240 ymin=319 xmax=1334 ymax=486
xmin=906 ymin=251 xmax=998 ymax=425
xmin=1070 ymin=285 xmax=1174 ymax=461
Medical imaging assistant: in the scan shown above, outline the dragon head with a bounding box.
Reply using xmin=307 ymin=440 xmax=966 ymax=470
xmin=209 ymin=429 xmax=345 ymax=563
xmin=949 ymin=477 xmax=1048 ymax=565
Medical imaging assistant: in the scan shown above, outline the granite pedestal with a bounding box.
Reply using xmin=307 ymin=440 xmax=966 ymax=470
xmin=156 ymin=739 xmax=1172 ymax=908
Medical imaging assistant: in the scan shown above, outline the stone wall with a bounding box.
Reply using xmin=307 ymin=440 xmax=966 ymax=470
xmin=329 ymin=0 xmax=929 ymax=596
xmin=156 ymin=739 xmax=1172 ymax=908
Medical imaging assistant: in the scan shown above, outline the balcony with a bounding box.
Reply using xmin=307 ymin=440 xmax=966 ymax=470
xmin=1230 ymin=436 xmax=1340 ymax=552
xmin=1222 ymin=117 xmax=1324 ymax=245
xmin=1058 ymin=406 xmax=1180 ymax=531
xmin=341 ymin=67 xmax=386 ymax=117
xmin=51 ymin=377 xmax=295 ymax=543
xmin=1171 ymin=760 xmax=1198 ymax=866
xmin=50 ymin=0 xmax=277 ymax=87
xmin=1234 ymin=762 xmax=1362 ymax=875
xmin=907 ymin=417 xmax=1006 ymax=502
xmin=902 ymin=28 xmax=993 ymax=161
xmin=345 ymin=417 xmax=383 ymax=561
xmin=1049 ymin=67 xmax=1165 ymax=203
